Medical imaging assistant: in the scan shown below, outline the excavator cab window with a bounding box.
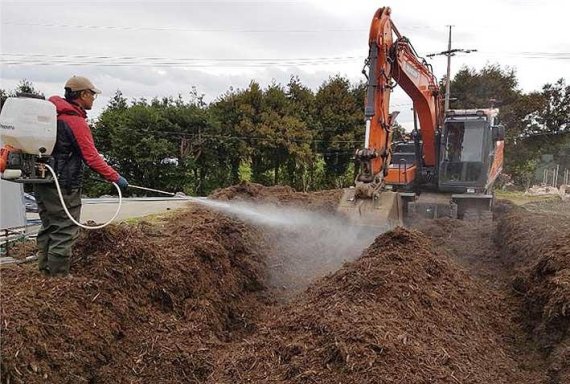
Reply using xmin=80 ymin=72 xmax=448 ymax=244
xmin=444 ymin=123 xmax=464 ymax=162
xmin=440 ymin=119 xmax=486 ymax=184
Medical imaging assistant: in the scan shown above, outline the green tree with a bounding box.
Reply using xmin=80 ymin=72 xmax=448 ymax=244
xmin=259 ymin=82 xmax=314 ymax=187
xmin=391 ymin=122 xmax=407 ymax=142
xmin=315 ymin=75 xmax=365 ymax=188
xmin=209 ymin=88 xmax=250 ymax=185
xmin=505 ymin=79 xmax=569 ymax=185
xmin=1 ymin=79 xmax=44 ymax=110
xmin=285 ymin=76 xmax=318 ymax=191
xmin=14 ymin=79 xmax=44 ymax=97
xmin=90 ymin=92 xmax=218 ymax=197
xmin=538 ymin=78 xmax=570 ymax=133
xmin=234 ymin=82 xmax=267 ymax=184
xmin=450 ymin=64 xmax=520 ymax=109
xmin=107 ymin=90 xmax=128 ymax=110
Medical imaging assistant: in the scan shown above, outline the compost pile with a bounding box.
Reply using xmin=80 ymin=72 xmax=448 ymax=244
xmin=1 ymin=183 xmax=567 ymax=383
xmin=209 ymin=227 xmax=538 ymax=383
xmin=1 ymin=207 xmax=270 ymax=383
xmin=497 ymin=202 xmax=570 ymax=383
xmin=209 ymin=181 xmax=342 ymax=212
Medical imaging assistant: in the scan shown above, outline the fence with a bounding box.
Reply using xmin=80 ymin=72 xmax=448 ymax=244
xmin=542 ymin=165 xmax=569 ymax=187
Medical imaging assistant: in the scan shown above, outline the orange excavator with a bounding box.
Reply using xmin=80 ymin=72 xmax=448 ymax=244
xmin=339 ymin=6 xmax=505 ymax=226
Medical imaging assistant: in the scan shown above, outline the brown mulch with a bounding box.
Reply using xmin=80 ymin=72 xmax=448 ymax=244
xmin=1 ymin=207 xmax=269 ymax=384
xmin=0 ymin=183 xmax=565 ymax=383
xmin=496 ymin=203 xmax=570 ymax=383
xmin=521 ymin=199 xmax=570 ymax=218
xmin=410 ymin=217 xmax=507 ymax=287
xmin=208 ymin=227 xmax=543 ymax=384
xmin=210 ymin=181 xmax=342 ymax=212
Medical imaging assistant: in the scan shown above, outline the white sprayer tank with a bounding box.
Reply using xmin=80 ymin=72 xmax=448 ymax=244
xmin=0 ymin=97 xmax=57 ymax=155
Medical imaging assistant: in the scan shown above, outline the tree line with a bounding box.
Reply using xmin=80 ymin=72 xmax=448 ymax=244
xmin=1 ymin=66 xmax=568 ymax=196
xmin=89 ymin=76 xmax=370 ymax=196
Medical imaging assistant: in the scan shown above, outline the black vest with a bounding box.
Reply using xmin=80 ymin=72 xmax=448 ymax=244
xmin=52 ymin=119 xmax=84 ymax=191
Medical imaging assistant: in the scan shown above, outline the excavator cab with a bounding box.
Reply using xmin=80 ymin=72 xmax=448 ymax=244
xmin=435 ymin=109 xmax=503 ymax=218
xmin=439 ymin=110 xmax=495 ymax=192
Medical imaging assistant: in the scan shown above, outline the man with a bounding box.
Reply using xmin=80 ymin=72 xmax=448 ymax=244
xmin=34 ymin=75 xmax=128 ymax=276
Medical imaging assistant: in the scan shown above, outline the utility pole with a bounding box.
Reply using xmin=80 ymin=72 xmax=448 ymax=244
xmin=427 ymin=26 xmax=477 ymax=112
xmin=444 ymin=26 xmax=453 ymax=112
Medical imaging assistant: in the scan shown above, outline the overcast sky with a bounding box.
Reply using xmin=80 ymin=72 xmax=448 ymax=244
xmin=1 ymin=0 xmax=569 ymax=129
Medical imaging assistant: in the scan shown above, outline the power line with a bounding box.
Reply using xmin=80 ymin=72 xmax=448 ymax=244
xmin=0 ymin=61 xmax=359 ymax=68
xmin=0 ymin=53 xmax=364 ymax=68
xmin=2 ymin=1 xmax=306 ymax=6
xmin=4 ymin=51 xmax=567 ymax=65
xmin=485 ymin=52 xmax=570 ymax=60
xmin=0 ymin=53 xmax=361 ymax=62
xmin=119 ymin=130 xmax=365 ymax=147
xmin=428 ymin=51 xmax=570 ymax=60
xmin=426 ymin=48 xmax=478 ymax=58
xmin=2 ymin=51 xmax=568 ymax=69
xmin=2 ymin=21 xmax=366 ymax=33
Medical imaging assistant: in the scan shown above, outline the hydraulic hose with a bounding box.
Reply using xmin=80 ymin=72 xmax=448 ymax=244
xmin=44 ymin=164 xmax=122 ymax=230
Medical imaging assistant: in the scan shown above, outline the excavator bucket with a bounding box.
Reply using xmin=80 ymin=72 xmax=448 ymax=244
xmin=337 ymin=188 xmax=403 ymax=231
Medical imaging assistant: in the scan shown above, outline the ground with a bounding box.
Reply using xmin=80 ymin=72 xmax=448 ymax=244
xmin=1 ymin=183 xmax=569 ymax=383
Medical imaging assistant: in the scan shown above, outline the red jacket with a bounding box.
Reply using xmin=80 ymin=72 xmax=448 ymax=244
xmin=49 ymin=96 xmax=119 ymax=184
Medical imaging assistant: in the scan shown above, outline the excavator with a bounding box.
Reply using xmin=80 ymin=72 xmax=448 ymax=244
xmin=339 ymin=6 xmax=505 ymax=226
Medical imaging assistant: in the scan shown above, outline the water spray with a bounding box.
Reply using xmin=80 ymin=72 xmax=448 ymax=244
xmin=125 ymin=185 xmax=311 ymax=228
xmin=51 ymin=176 xmax=389 ymax=292
xmin=81 ymin=179 xmax=390 ymax=292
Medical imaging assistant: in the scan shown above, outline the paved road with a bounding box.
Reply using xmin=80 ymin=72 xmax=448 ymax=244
xmin=83 ymin=197 xmax=192 ymax=223
xmin=28 ymin=197 xmax=193 ymax=224
xmin=1 ymin=197 xmax=193 ymax=263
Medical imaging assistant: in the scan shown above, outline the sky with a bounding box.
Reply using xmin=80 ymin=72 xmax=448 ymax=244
xmin=1 ymin=0 xmax=569 ymax=130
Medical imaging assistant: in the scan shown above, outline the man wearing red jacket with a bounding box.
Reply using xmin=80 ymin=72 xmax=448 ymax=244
xmin=35 ymin=75 xmax=128 ymax=276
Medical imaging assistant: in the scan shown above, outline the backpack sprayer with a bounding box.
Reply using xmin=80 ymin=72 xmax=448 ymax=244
xmin=0 ymin=96 xmax=56 ymax=182
xmin=0 ymin=96 xmax=123 ymax=230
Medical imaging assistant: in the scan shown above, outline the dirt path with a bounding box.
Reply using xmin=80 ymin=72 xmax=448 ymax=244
xmin=413 ymin=218 xmax=508 ymax=287
xmin=413 ymin=217 xmax=550 ymax=380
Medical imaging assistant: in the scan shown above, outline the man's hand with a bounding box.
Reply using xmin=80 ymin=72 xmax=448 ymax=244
xmin=116 ymin=176 xmax=129 ymax=189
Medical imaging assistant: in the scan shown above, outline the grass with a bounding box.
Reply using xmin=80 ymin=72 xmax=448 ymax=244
xmin=119 ymin=207 xmax=185 ymax=225
xmin=495 ymin=190 xmax=560 ymax=206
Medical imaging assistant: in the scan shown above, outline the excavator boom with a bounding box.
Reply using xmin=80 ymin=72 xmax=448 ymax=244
xmin=355 ymin=7 xmax=441 ymax=195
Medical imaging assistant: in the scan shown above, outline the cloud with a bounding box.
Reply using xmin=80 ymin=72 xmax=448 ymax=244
xmin=2 ymin=0 xmax=568 ymax=130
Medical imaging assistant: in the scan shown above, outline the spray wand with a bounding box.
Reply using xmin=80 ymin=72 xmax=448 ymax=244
xmin=45 ymin=171 xmax=191 ymax=230
xmin=128 ymin=185 xmax=179 ymax=197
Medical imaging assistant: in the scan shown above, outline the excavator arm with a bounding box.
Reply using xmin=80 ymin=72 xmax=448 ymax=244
xmin=355 ymin=7 xmax=441 ymax=196
xmin=391 ymin=37 xmax=441 ymax=167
